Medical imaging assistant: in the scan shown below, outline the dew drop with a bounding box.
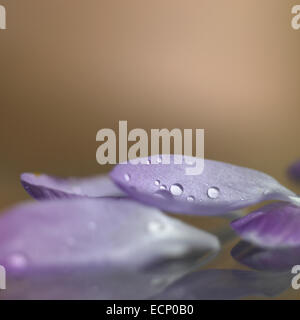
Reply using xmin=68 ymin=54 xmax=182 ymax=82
xmin=124 ymin=173 xmax=131 ymax=182
xmin=207 ymin=187 xmax=220 ymax=199
xmin=160 ymin=185 xmax=167 ymax=190
xmin=169 ymin=184 xmax=184 ymax=196
xmin=154 ymin=180 xmax=160 ymax=186
xmin=187 ymin=196 xmax=195 ymax=202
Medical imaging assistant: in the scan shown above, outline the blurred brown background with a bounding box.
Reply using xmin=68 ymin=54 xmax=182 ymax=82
xmin=0 ymin=0 xmax=300 ymax=299
xmin=1 ymin=0 xmax=300 ymax=208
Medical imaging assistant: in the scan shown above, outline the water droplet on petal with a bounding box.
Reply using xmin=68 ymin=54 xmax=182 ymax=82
xmin=170 ymin=184 xmax=184 ymax=196
xmin=124 ymin=173 xmax=131 ymax=182
xmin=187 ymin=196 xmax=195 ymax=202
xmin=154 ymin=180 xmax=160 ymax=186
xmin=207 ymin=187 xmax=220 ymax=199
xmin=160 ymin=185 xmax=167 ymax=190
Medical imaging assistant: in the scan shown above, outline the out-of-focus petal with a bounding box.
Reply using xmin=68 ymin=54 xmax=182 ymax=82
xmin=110 ymin=155 xmax=296 ymax=216
xmin=231 ymin=203 xmax=300 ymax=248
xmin=0 ymin=198 xmax=220 ymax=299
xmin=288 ymin=160 xmax=300 ymax=182
xmin=231 ymin=240 xmax=300 ymax=272
xmin=153 ymin=269 xmax=291 ymax=300
xmin=20 ymin=173 xmax=125 ymax=200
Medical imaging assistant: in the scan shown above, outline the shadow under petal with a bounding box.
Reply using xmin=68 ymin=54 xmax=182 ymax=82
xmin=231 ymin=240 xmax=300 ymax=272
xmin=1 ymin=251 xmax=218 ymax=300
xmin=152 ymin=269 xmax=292 ymax=300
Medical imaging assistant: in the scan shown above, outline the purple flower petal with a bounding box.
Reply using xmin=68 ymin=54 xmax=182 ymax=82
xmin=288 ymin=160 xmax=300 ymax=182
xmin=153 ymin=269 xmax=291 ymax=300
xmin=110 ymin=155 xmax=297 ymax=216
xmin=231 ymin=203 xmax=300 ymax=248
xmin=21 ymin=173 xmax=125 ymax=200
xmin=231 ymin=240 xmax=300 ymax=272
xmin=0 ymin=198 xmax=220 ymax=299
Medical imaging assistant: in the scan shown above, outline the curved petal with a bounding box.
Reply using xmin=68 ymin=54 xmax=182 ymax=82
xmin=21 ymin=173 xmax=125 ymax=200
xmin=110 ymin=155 xmax=296 ymax=216
xmin=288 ymin=160 xmax=300 ymax=182
xmin=231 ymin=203 xmax=300 ymax=248
xmin=231 ymin=240 xmax=300 ymax=272
xmin=0 ymin=198 xmax=220 ymax=299
xmin=153 ymin=269 xmax=291 ymax=300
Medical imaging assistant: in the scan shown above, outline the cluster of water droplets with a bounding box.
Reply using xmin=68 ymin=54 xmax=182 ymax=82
xmin=153 ymin=179 xmax=197 ymax=202
xmin=123 ymin=167 xmax=220 ymax=202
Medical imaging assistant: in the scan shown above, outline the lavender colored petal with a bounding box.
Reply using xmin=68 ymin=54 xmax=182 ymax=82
xmin=288 ymin=160 xmax=300 ymax=182
xmin=21 ymin=173 xmax=125 ymax=200
xmin=231 ymin=203 xmax=300 ymax=248
xmin=110 ymin=155 xmax=297 ymax=216
xmin=0 ymin=198 xmax=220 ymax=299
xmin=231 ymin=240 xmax=300 ymax=272
xmin=153 ymin=269 xmax=291 ymax=300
